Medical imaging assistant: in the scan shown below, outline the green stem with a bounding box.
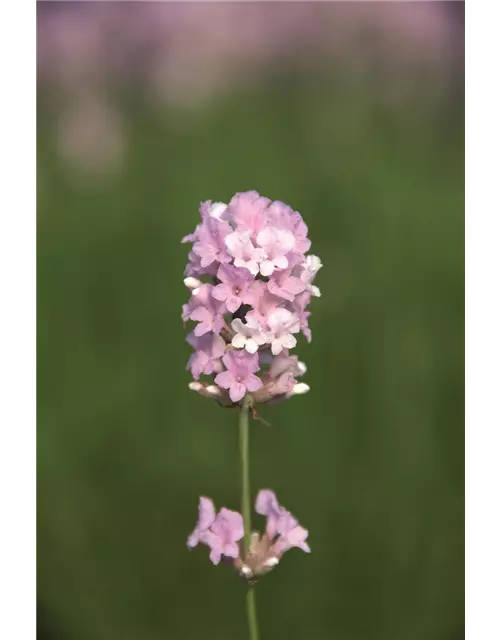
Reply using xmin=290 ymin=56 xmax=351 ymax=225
xmin=239 ymin=400 xmax=260 ymax=640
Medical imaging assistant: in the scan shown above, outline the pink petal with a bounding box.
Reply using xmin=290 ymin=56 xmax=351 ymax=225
xmin=209 ymin=548 xmax=222 ymax=565
xmin=255 ymin=489 xmax=279 ymax=516
xmin=212 ymin=283 xmax=230 ymax=302
xmin=287 ymin=526 xmax=310 ymax=552
xmin=223 ymin=542 xmax=240 ymax=558
xmin=280 ymin=334 xmax=297 ymax=350
xmin=198 ymin=497 xmax=216 ymax=530
xmin=214 ymin=371 xmax=234 ymax=389
xmin=190 ymin=307 xmax=211 ymax=323
xmin=246 ymin=373 xmax=263 ymax=392
xmin=229 ymin=382 xmax=246 ymax=403
xmin=225 ymin=296 xmax=241 ymax=313
xmin=194 ymin=322 xmax=210 ymax=337
xmin=211 ymin=334 xmax=226 ymax=359
xmin=187 ymin=533 xmax=198 ymax=549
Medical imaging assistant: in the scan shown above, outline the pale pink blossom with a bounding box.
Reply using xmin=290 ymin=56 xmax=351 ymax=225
xmin=267 ymin=308 xmax=300 ymax=355
xmin=255 ymin=489 xmax=310 ymax=555
xmin=256 ymin=227 xmax=296 ymax=276
xmin=224 ymin=229 xmax=265 ymax=276
xmin=230 ymin=317 xmax=268 ymax=354
xmin=212 ymin=264 xmax=258 ymax=313
xmin=192 ymin=216 xmax=232 ymax=269
xmin=187 ymin=498 xmax=244 ymax=566
xmin=267 ymin=266 xmax=306 ymax=302
xmin=214 ymin=350 xmax=262 ymax=402
xmin=228 ymin=190 xmax=271 ymax=234
xmin=183 ymin=284 xmax=225 ymax=337
xmin=204 ymin=508 xmax=244 ymax=565
xmin=187 ymin=331 xmax=226 ymax=379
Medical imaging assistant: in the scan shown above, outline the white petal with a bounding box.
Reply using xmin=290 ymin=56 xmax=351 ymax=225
xmin=209 ymin=202 xmax=227 ymax=219
xmin=268 ymin=308 xmax=292 ymax=331
xmin=271 ymin=339 xmax=283 ymax=356
xmin=232 ymin=334 xmax=246 ymax=349
xmin=256 ymin=228 xmax=274 ymax=248
xmin=255 ymin=332 xmax=268 ymax=346
xmin=291 ymin=382 xmax=310 ymax=395
xmin=311 ymin=285 xmax=321 ymax=297
xmin=206 ymin=385 xmax=223 ymax=397
xmin=244 ymin=317 xmax=260 ymax=331
xmin=247 ymin=260 xmax=260 ymax=276
xmin=274 ymin=255 xmax=288 ymax=270
xmin=280 ymin=334 xmax=297 ymax=350
xmin=306 ymin=255 xmax=322 ymax=273
xmin=245 ymin=339 xmax=259 ymax=354
xmin=225 ymin=230 xmax=252 ymax=257
xmin=252 ymin=247 xmax=267 ymax=263
xmin=231 ymin=318 xmax=247 ymax=334
xmin=288 ymin=317 xmax=301 ymax=334
xmin=297 ymin=361 xmax=307 ymax=375
xmin=259 ymin=260 xmax=275 ymax=277
xmin=276 ymin=229 xmax=296 ymax=253
xmin=184 ymin=277 xmax=202 ymax=290
xmin=189 ymin=382 xmax=202 ymax=392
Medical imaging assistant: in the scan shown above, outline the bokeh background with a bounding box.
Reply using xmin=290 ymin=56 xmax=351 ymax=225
xmin=37 ymin=2 xmax=464 ymax=639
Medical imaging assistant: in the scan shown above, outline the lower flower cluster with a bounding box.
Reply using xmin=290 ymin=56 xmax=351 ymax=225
xmin=187 ymin=490 xmax=310 ymax=580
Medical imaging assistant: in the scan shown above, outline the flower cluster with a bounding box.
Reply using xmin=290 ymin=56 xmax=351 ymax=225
xmin=187 ymin=490 xmax=310 ymax=579
xmin=182 ymin=191 xmax=321 ymax=405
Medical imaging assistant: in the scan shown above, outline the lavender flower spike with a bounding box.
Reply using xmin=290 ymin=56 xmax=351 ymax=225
xmin=182 ymin=192 xmax=321 ymax=407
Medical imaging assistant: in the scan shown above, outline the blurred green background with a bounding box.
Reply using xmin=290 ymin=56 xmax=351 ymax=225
xmin=37 ymin=3 xmax=464 ymax=639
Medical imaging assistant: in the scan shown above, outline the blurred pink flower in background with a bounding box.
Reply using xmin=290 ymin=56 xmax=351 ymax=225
xmin=38 ymin=2 xmax=462 ymax=93
xmin=56 ymin=95 xmax=125 ymax=174
xmin=37 ymin=2 xmax=463 ymax=174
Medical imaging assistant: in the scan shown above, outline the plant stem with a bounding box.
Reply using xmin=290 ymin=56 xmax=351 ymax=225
xmin=246 ymin=588 xmax=259 ymax=640
xmin=239 ymin=399 xmax=260 ymax=640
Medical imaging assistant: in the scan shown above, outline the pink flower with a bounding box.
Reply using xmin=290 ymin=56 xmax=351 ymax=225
xmin=245 ymin=286 xmax=283 ymax=329
xmin=267 ymin=266 xmax=306 ymax=302
xmin=256 ymin=227 xmax=296 ymax=276
xmin=228 ymin=190 xmax=271 ymax=234
xmin=265 ymin=201 xmax=311 ymax=254
xmin=255 ymin=489 xmax=310 ymax=556
xmin=192 ymin=216 xmax=232 ymax=269
xmin=230 ymin=317 xmax=268 ymax=354
xmin=185 ymin=284 xmax=225 ymax=337
xmin=267 ymin=308 xmax=300 ymax=355
xmin=214 ymin=350 xmax=262 ymax=402
xmin=187 ymin=331 xmax=226 ymax=379
xmin=212 ymin=264 xmax=257 ymax=313
xmin=187 ymin=498 xmax=244 ymax=566
xmin=224 ymin=229 xmax=265 ymax=276
xmin=272 ymin=522 xmax=310 ymax=556
xmin=204 ymin=508 xmax=244 ymax=565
